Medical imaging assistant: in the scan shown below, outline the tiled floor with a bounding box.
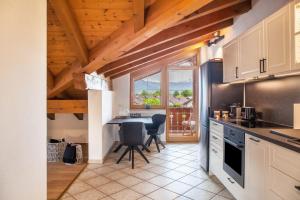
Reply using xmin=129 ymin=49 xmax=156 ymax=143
xmin=60 ymin=143 xmax=235 ymax=200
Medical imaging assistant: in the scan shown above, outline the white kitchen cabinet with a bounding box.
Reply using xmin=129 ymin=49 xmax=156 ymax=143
xmin=264 ymin=4 xmax=291 ymax=74
xmin=245 ymin=134 xmax=268 ymax=200
xmin=223 ymin=39 xmax=240 ymax=82
xmin=291 ymin=0 xmax=300 ymax=70
xmin=209 ymin=120 xmax=223 ymax=178
xmin=238 ymin=22 xmax=264 ymax=79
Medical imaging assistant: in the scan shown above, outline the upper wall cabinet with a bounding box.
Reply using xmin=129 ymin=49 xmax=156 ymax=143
xmin=223 ymin=39 xmax=240 ymax=82
xmin=264 ymin=4 xmax=291 ymax=74
xmin=223 ymin=3 xmax=293 ymax=82
xmin=239 ymin=22 xmax=264 ymax=79
xmin=292 ymin=0 xmax=300 ymax=70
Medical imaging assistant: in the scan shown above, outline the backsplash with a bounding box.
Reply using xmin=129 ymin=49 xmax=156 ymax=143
xmin=245 ymin=75 xmax=300 ymax=127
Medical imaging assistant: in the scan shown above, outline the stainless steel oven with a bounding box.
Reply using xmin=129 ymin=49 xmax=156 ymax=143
xmin=223 ymin=126 xmax=245 ymax=187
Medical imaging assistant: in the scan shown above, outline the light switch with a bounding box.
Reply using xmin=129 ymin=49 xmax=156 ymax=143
xmin=294 ymin=104 xmax=300 ymax=129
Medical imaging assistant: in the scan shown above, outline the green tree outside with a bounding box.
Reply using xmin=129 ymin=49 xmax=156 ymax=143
xmin=181 ymin=89 xmax=193 ymax=97
xmin=144 ymin=98 xmax=160 ymax=105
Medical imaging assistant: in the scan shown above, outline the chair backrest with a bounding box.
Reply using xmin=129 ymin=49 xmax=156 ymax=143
xmin=152 ymin=114 xmax=166 ymax=130
xmin=119 ymin=122 xmax=146 ymax=145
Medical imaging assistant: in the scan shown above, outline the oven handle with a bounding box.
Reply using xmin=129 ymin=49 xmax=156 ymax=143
xmin=224 ymin=138 xmax=244 ymax=149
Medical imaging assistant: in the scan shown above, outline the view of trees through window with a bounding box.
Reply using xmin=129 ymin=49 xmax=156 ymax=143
xmin=134 ymin=72 xmax=161 ymax=106
xmin=168 ymin=69 xmax=193 ymax=108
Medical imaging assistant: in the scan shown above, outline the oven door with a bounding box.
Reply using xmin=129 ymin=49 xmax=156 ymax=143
xmin=223 ymin=138 xmax=245 ymax=187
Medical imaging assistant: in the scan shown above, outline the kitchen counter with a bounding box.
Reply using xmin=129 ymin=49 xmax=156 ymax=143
xmin=210 ymin=118 xmax=300 ymax=153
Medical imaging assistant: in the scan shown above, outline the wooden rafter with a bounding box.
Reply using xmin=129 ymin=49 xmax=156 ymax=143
xmin=47 ymin=100 xmax=88 ymax=113
xmin=47 ymin=113 xmax=55 ymax=120
xmin=110 ymin=49 xmax=199 ymax=80
xmin=47 ymin=0 xmax=213 ymax=98
xmin=73 ymin=113 xmax=84 ymax=120
xmin=104 ymin=33 xmax=214 ymax=77
xmin=100 ymin=19 xmax=234 ymax=75
xmin=126 ymin=0 xmax=251 ymax=54
xmin=133 ymin=0 xmax=145 ymax=32
xmin=49 ymin=0 xmax=89 ymax=65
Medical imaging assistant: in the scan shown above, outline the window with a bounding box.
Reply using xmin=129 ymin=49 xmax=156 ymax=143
xmin=131 ymin=71 xmax=163 ymax=108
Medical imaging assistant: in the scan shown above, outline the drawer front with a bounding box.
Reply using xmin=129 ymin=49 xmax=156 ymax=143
xmin=209 ymin=145 xmax=223 ymax=177
xmin=220 ymin=171 xmax=245 ymax=200
xmin=210 ymin=120 xmax=224 ymax=136
xmin=270 ymin=144 xmax=300 ymax=181
xmin=210 ymin=132 xmax=223 ymax=149
xmin=210 ymin=143 xmax=223 ymax=159
xmin=269 ymin=167 xmax=300 ymax=200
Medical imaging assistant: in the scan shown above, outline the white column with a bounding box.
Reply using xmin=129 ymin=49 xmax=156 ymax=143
xmin=88 ymin=90 xmax=103 ymax=163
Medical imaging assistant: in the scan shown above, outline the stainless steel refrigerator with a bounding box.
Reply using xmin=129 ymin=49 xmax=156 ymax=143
xmin=199 ymin=60 xmax=243 ymax=172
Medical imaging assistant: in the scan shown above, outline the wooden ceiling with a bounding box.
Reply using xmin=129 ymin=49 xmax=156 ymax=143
xmin=47 ymin=0 xmax=252 ymax=102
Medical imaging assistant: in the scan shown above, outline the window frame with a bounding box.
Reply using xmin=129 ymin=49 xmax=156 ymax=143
xmin=130 ymin=66 xmax=166 ymax=109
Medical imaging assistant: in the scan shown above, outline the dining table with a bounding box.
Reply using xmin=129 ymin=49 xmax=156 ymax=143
xmin=107 ymin=116 xmax=153 ymax=152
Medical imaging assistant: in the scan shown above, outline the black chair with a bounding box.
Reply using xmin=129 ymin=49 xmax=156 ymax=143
xmin=144 ymin=114 xmax=166 ymax=152
xmin=117 ymin=122 xmax=149 ymax=169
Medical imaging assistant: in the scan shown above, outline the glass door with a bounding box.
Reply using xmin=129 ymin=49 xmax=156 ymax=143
xmin=166 ymin=58 xmax=199 ymax=142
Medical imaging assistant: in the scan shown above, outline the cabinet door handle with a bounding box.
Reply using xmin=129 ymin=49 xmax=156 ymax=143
xmin=212 ymin=149 xmax=218 ymax=154
xmin=227 ymin=177 xmax=235 ymax=184
xmin=263 ymin=58 xmax=267 ymax=72
xmin=295 ymin=186 xmax=300 ymax=191
xmin=235 ymin=67 xmax=239 ymax=78
xmin=259 ymin=59 xmax=263 ymax=73
xmin=249 ymin=137 xmax=260 ymax=143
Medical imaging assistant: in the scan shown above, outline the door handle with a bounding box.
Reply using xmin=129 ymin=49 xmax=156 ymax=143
xmin=235 ymin=67 xmax=239 ymax=78
xmin=212 ymin=136 xmax=218 ymax=140
xmin=262 ymin=58 xmax=267 ymax=72
xmin=249 ymin=137 xmax=260 ymax=143
xmin=259 ymin=59 xmax=263 ymax=73
xmin=212 ymin=149 xmax=218 ymax=154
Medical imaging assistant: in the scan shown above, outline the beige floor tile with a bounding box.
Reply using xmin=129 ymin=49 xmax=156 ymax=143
xmin=185 ymin=161 xmax=201 ymax=169
xmin=211 ymin=195 xmax=231 ymax=200
xmin=60 ymin=192 xmax=71 ymax=199
xmin=164 ymin=181 xmax=193 ymax=194
xmin=162 ymin=170 xmax=186 ymax=180
xmin=67 ymin=181 xmax=92 ymax=195
xmin=110 ymin=188 xmax=143 ymax=200
xmin=160 ymin=162 xmax=180 ymax=170
xmin=86 ymin=164 xmax=104 ymax=170
xmin=78 ymin=170 xmax=98 ymax=180
xmin=93 ymin=166 xmax=115 ymax=175
xmin=131 ymin=181 xmax=159 ymax=195
xmin=183 ymin=188 xmax=215 ymax=200
xmin=138 ymin=196 xmax=153 ymax=200
xmin=117 ymin=175 xmax=143 ymax=187
xmin=85 ymin=176 xmax=111 ymax=187
xmin=61 ymin=197 xmax=76 ymax=200
xmin=189 ymin=170 xmax=209 ymax=179
xmin=147 ymin=166 xmax=170 ymax=174
xmin=97 ymin=181 xmax=126 ymax=195
xmin=218 ymin=189 xmax=235 ymax=200
xmin=101 ymin=196 xmax=114 ymax=200
xmin=178 ymin=175 xmax=205 ymax=186
xmin=174 ymin=196 xmax=191 ymax=200
xmin=148 ymin=175 xmax=174 ymax=187
xmin=121 ymin=167 xmax=143 ymax=175
xmin=175 ymin=166 xmax=197 ymax=174
xmin=104 ymin=171 xmax=127 ymax=180
xmin=172 ymin=158 xmax=191 ymax=165
xmin=134 ymin=171 xmax=157 ymax=180
xmin=197 ymin=179 xmax=224 ymax=193
xmin=147 ymin=188 xmax=179 ymax=200
xmin=73 ymin=189 xmax=106 ymax=200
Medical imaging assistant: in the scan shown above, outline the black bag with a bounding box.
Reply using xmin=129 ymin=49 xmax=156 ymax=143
xmin=63 ymin=144 xmax=77 ymax=164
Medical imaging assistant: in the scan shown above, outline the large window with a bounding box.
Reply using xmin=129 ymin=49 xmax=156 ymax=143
xmin=131 ymin=71 xmax=163 ymax=108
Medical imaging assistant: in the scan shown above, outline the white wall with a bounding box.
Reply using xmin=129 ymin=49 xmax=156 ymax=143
xmin=88 ymin=90 xmax=114 ymax=163
xmin=201 ymin=0 xmax=289 ymax=63
xmin=47 ymin=114 xmax=88 ymax=143
xmin=0 ymin=1 xmax=46 ymax=200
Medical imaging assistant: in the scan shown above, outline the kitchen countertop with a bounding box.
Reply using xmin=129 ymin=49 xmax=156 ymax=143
xmin=210 ymin=118 xmax=300 ymax=153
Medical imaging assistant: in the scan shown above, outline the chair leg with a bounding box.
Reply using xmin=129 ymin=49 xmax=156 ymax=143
xmin=117 ymin=147 xmax=130 ymax=164
xmin=142 ymin=144 xmax=151 ymax=152
xmin=131 ymin=146 xmax=135 ymax=169
xmin=154 ymin=136 xmax=160 ymax=153
xmin=129 ymin=148 xmax=131 ymax=161
xmin=148 ymin=136 xmax=154 ymax=147
xmin=157 ymin=137 xmax=166 ymax=149
xmin=135 ymin=146 xmax=149 ymax=163
xmin=113 ymin=144 xmax=123 ymax=153
xmin=144 ymin=136 xmax=152 ymax=147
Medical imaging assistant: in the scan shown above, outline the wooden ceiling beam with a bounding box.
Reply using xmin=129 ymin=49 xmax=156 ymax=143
xmin=73 ymin=113 xmax=84 ymax=120
xmin=47 ymin=113 xmax=55 ymax=120
xmin=47 ymin=100 xmax=88 ymax=114
xmin=49 ymin=0 xmax=89 ymax=65
xmin=110 ymin=50 xmax=198 ymax=80
xmin=104 ymin=33 xmax=214 ymax=77
xmin=47 ymin=0 xmax=213 ymax=98
xmin=133 ymin=0 xmax=145 ymax=32
xmin=100 ymin=19 xmax=234 ymax=75
xmin=126 ymin=0 xmax=251 ymax=55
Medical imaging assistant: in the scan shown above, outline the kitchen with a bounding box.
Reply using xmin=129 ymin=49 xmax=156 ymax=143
xmin=199 ymin=0 xmax=300 ymax=199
